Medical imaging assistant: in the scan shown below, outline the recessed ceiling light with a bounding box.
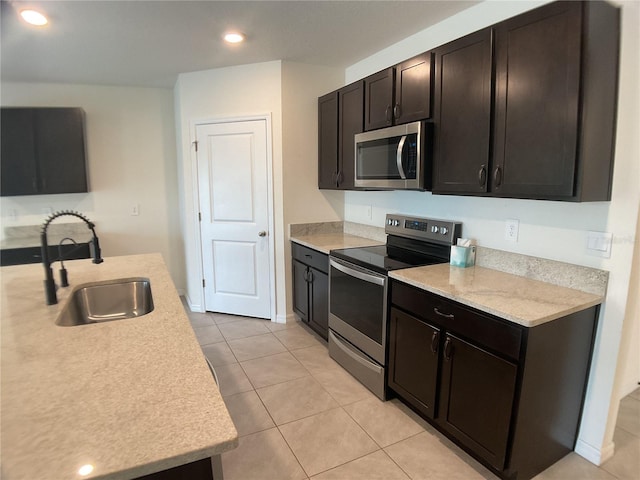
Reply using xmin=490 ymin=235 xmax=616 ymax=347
xmin=20 ymin=9 xmax=48 ymax=26
xmin=224 ymin=32 xmax=245 ymax=44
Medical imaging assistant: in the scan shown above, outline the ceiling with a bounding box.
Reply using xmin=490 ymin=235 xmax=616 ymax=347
xmin=1 ymin=0 xmax=479 ymax=88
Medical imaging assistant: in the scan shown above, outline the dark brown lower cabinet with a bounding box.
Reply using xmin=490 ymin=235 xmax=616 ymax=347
xmin=439 ymin=334 xmax=517 ymax=471
xmin=291 ymin=243 xmax=329 ymax=340
xmin=388 ymin=308 xmax=439 ymax=419
xmin=388 ymin=280 xmax=598 ymax=480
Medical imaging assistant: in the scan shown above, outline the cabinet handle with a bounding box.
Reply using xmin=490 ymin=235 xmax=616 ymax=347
xmin=433 ymin=307 xmax=454 ymax=320
xmin=430 ymin=331 xmax=439 ymax=354
xmin=385 ymin=106 xmax=392 ymax=123
xmin=444 ymin=337 xmax=453 ymax=361
xmin=494 ymin=166 xmax=503 ymax=187
xmin=307 ymin=270 xmax=314 ymax=283
xmin=393 ymin=103 xmax=400 ymax=119
xmin=478 ymin=164 xmax=487 ymax=186
xmin=303 ymin=269 xmax=310 ymax=282
xmin=337 ymin=170 xmax=343 ymax=186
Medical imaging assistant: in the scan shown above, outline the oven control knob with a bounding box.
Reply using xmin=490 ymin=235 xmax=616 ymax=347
xmin=393 ymin=220 xmax=400 ymax=227
xmin=431 ymin=225 xmax=439 ymax=233
xmin=440 ymin=226 xmax=449 ymax=235
xmin=387 ymin=219 xmax=393 ymax=226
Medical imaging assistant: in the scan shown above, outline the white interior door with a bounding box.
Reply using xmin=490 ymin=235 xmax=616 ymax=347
xmin=196 ymin=119 xmax=272 ymax=319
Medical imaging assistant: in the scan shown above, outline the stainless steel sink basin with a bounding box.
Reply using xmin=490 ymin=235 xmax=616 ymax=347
xmin=56 ymin=277 xmax=154 ymax=326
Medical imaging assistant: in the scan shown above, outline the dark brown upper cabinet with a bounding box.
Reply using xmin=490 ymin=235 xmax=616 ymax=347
xmin=364 ymin=68 xmax=395 ymax=130
xmin=318 ymin=91 xmax=339 ymax=189
xmin=364 ymin=53 xmax=433 ymax=131
xmin=432 ymin=29 xmax=493 ymax=194
xmin=1 ymin=107 xmax=88 ymax=196
xmin=492 ymin=0 xmax=619 ymax=201
xmin=394 ymin=53 xmax=433 ymax=124
xmin=432 ymin=1 xmax=619 ymax=201
xmin=318 ymin=81 xmax=364 ymax=189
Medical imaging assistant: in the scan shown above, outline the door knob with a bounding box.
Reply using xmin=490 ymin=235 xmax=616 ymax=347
xmin=258 ymin=231 xmax=267 ymax=237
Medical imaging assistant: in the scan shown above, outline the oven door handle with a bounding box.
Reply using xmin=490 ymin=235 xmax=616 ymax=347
xmin=330 ymin=259 xmax=386 ymax=286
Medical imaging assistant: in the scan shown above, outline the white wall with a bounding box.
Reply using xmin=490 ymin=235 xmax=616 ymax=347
xmin=281 ymin=61 xmax=345 ymax=317
xmin=344 ymin=0 xmax=640 ymax=466
xmin=174 ymin=61 xmax=284 ymax=316
xmin=616 ymin=207 xmax=640 ymax=397
xmin=174 ymin=60 xmax=347 ymax=321
xmin=0 ymin=83 xmax=184 ymax=287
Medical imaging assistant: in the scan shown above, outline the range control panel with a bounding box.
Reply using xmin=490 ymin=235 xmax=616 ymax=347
xmin=385 ymin=214 xmax=462 ymax=245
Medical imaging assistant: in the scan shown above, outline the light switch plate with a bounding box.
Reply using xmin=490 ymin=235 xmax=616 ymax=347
xmin=586 ymin=231 xmax=612 ymax=258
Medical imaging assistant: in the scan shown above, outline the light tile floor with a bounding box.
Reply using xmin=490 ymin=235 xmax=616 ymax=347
xmin=183 ymin=304 xmax=639 ymax=480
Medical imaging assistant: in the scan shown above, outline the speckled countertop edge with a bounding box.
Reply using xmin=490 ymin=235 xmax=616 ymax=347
xmin=289 ymin=221 xmax=607 ymax=327
xmin=1 ymin=254 xmax=238 ymax=480
xmin=289 ymin=221 xmax=385 ymax=254
xmin=390 ymin=264 xmax=603 ymax=327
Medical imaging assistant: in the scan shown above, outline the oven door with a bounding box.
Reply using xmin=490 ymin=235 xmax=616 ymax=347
xmin=328 ymin=257 xmax=387 ymax=364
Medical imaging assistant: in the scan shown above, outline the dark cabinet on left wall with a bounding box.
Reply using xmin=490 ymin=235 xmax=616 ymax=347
xmin=1 ymin=107 xmax=88 ymax=196
xmin=291 ymin=243 xmax=329 ymax=340
xmin=318 ymin=81 xmax=364 ymax=189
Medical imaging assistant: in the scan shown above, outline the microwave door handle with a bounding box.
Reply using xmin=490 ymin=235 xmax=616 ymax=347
xmin=396 ymin=135 xmax=407 ymax=180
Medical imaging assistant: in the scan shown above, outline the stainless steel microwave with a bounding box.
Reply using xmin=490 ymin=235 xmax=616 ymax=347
xmin=354 ymin=121 xmax=430 ymax=190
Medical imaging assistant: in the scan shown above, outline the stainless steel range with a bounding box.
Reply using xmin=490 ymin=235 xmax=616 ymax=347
xmin=328 ymin=214 xmax=462 ymax=400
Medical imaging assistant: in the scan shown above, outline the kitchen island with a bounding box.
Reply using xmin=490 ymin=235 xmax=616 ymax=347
xmin=1 ymin=253 xmax=238 ymax=479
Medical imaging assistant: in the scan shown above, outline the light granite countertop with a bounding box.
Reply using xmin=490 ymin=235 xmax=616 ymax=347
xmin=290 ymin=233 xmax=383 ymax=254
xmin=0 ymin=254 xmax=238 ymax=479
xmin=390 ymin=263 xmax=604 ymax=327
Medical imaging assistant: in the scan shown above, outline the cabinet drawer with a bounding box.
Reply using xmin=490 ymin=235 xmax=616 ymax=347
xmin=391 ymin=280 xmax=522 ymax=362
xmin=291 ymin=243 xmax=328 ymax=274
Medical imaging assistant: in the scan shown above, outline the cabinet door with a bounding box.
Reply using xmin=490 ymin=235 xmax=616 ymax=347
xmin=292 ymin=260 xmax=309 ymax=322
xmin=364 ymin=68 xmax=394 ymax=131
xmin=492 ymin=1 xmax=581 ymax=198
xmin=35 ymin=108 xmax=88 ymax=194
xmin=432 ymin=29 xmax=493 ymax=194
xmin=318 ymin=91 xmax=339 ymax=189
xmin=337 ymin=81 xmax=363 ymax=189
xmin=388 ymin=308 xmax=440 ymax=419
xmin=438 ymin=333 xmax=517 ymax=471
xmin=394 ymin=53 xmax=433 ymax=124
xmin=308 ymin=268 xmax=328 ymax=340
xmin=0 ymin=109 xmax=38 ymax=196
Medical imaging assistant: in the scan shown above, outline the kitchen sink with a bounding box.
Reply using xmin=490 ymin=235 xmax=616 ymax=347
xmin=56 ymin=277 xmax=154 ymax=326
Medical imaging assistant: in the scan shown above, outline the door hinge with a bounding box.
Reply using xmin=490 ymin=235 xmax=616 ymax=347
xmin=198 ymin=212 xmax=202 ymax=221
xmin=192 ymin=140 xmax=198 ymax=152
xmin=202 ymin=279 xmax=206 ymax=288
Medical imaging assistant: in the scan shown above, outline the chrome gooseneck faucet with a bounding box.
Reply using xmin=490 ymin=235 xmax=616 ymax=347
xmin=41 ymin=210 xmax=103 ymax=305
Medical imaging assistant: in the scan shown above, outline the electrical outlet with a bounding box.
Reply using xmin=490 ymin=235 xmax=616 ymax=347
xmin=131 ymin=204 xmax=139 ymax=216
xmin=505 ymin=219 xmax=519 ymax=242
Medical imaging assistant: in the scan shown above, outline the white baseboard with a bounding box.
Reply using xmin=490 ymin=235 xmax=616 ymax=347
xmin=274 ymin=312 xmax=297 ymax=324
xmin=185 ymin=295 xmax=204 ymax=313
xmin=575 ymin=438 xmax=615 ymax=466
